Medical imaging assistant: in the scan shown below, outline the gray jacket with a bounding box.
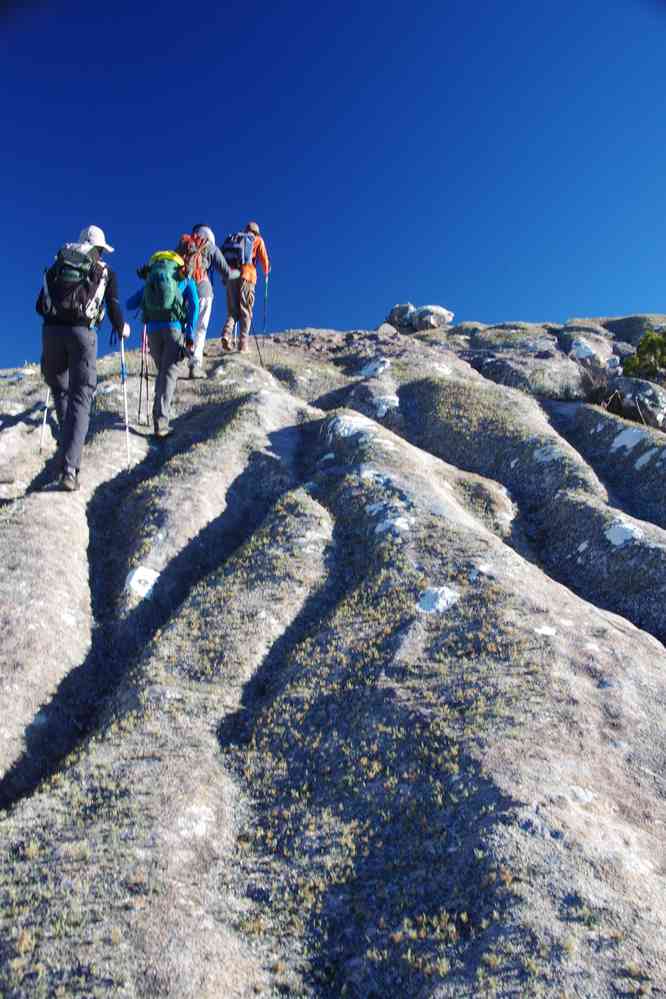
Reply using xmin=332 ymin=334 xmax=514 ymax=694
xmin=198 ymin=245 xmax=233 ymax=298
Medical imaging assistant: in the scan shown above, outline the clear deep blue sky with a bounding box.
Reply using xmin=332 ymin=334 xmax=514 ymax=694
xmin=2 ymin=0 xmax=666 ymax=368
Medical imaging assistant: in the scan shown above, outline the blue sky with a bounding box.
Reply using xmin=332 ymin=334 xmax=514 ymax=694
xmin=2 ymin=0 xmax=666 ymax=368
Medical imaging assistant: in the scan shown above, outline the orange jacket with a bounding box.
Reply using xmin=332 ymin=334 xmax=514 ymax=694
xmin=241 ymin=235 xmax=270 ymax=286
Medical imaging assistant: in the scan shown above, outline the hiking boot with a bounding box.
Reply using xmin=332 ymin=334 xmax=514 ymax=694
xmin=220 ymin=336 xmax=233 ymax=352
xmin=60 ymin=470 xmax=80 ymax=492
xmin=238 ymin=337 xmax=248 ymax=353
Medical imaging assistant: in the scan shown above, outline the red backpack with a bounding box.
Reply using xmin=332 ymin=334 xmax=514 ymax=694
xmin=177 ymin=233 xmax=212 ymax=284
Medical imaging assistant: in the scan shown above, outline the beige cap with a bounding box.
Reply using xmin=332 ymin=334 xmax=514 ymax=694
xmin=246 ymin=221 xmax=260 ymax=235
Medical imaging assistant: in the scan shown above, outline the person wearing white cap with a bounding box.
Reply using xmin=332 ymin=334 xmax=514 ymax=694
xmin=37 ymin=224 xmax=130 ymax=491
xmin=176 ymin=224 xmax=239 ymax=378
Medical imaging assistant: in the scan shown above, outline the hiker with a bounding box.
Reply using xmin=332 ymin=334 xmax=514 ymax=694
xmin=220 ymin=222 xmax=270 ymax=353
xmin=127 ymin=251 xmax=199 ymax=438
xmin=36 ymin=225 xmax=129 ymax=491
xmin=177 ymin=225 xmax=239 ymax=378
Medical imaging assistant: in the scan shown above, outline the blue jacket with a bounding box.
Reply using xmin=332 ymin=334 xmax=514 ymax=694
xmin=127 ymin=277 xmax=199 ymax=336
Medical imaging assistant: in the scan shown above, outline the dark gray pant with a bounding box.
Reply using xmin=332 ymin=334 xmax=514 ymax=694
xmin=148 ymin=328 xmax=184 ymax=431
xmin=42 ymin=325 xmax=97 ymax=474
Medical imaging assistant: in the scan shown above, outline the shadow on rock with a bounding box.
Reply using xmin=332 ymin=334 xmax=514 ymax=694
xmin=0 ymin=397 xmax=296 ymax=813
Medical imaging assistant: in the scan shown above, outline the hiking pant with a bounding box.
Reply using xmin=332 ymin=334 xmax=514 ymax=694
xmin=190 ymin=294 xmax=212 ymax=368
xmin=222 ymin=279 xmax=255 ymax=341
xmin=42 ymin=325 xmax=97 ymax=474
xmin=148 ymin=327 xmax=184 ymax=431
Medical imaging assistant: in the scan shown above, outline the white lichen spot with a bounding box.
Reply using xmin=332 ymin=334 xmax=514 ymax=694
xmin=375 ymin=394 xmax=399 ymax=418
xmin=510 ymin=458 xmax=519 ymax=468
xmin=585 ymin=642 xmax=600 ymax=653
xmin=577 ymin=541 xmax=589 ymax=553
xmin=610 ymin=427 xmax=649 ymax=452
xmin=560 ymin=618 xmax=574 ymax=627
xmin=569 ymin=785 xmax=596 ymax=804
xmin=318 ymin=452 xmax=335 ymax=464
xmin=635 ymin=448 xmax=659 ymax=470
xmin=533 ymin=444 xmax=560 ymax=464
xmin=328 ymin=413 xmax=375 ymax=440
xmin=375 ymin=515 xmax=412 ymax=535
xmin=125 ymin=566 xmax=160 ymax=599
xmin=605 ymin=520 xmax=645 ymax=547
xmin=418 ymin=586 xmax=460 ymax=614
xmin=176 ymin=804 xmax=215 ymax=839
xmin=360 ymin=357 xmax=391 ymax=378
xmin=534 ymin=626 xmax=557 ymax=637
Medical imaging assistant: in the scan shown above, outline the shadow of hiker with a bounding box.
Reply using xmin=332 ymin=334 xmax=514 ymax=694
xmin=0 ymin=405 xmax=302 ymax=814
xmin=0 ymin=400 xmax=46 ymax=432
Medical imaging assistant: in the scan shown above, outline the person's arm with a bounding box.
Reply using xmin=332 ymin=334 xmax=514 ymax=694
xmin=212 ymin=245 xmax=240 ymax=283
xmin=104 ymin=268 xmax=126 ymax=334
xmin=183 ymin=278 xmax=199 ymax=340
xmin=256 ymin=237 xmax=270 ymax=277
xmin=126 ymin=288 xmax=143 ymax=312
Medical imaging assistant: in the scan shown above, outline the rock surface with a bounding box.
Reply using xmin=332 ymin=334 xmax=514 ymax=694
xmin=0 ymin=322 xmax=665 ymax=997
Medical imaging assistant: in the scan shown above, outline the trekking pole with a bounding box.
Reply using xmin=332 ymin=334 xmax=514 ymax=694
xmin=251 ymin=316 xmax=265 ymax=369
xmin=39 ymin=388 xmax=50 ymax=453
xmin=138 ymin=337 xmax=145 ymax=424
xmin=264 ymin=272 xmax=269 ymax=334
xmin=120 ymin=338 xmax=131 ymax=468
xmin=144 ymin=327 xmax=151 ymax=418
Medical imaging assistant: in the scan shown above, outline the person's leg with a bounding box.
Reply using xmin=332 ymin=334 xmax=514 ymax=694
xmin=61 ymin=328 xmax=97 ymax=477
xmin=221 ymin=280 xmax=240 ymax=349
xmin=41 ymin=327 xmax=69 ymax=443
xmin=159 ymin=328 xmax=185 ymax=430
xmin=190 ymin=295 xmax=212 ymax=375
xmin=148 ymin=330 xmax=166 ymax=433
xmin=238 ymin=281 xmax=256 ymax=352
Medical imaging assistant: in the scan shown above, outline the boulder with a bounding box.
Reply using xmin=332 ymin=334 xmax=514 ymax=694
xmin=608 ymin=374 xmax=666 ymax=429
xmin=613 ymin=340 xmax=637 ymax=360
xmin=411 ymin=304 xmax=455 ymax=330
xmin=387 ymin=303 xmax=416 ymax=327
xmin=597 ymin=314 xmax=666 ymax=346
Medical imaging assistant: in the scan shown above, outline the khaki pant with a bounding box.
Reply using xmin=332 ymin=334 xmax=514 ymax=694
xmin=222 ymin=279 xmax=255 ymax=341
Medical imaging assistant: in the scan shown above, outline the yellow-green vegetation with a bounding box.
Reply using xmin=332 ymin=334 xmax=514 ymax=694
xmin=623 ymin=330 xmax=666 ymax=380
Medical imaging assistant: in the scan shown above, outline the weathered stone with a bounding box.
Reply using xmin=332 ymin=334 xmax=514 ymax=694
xmin=609 ymin=373 xmax=666 ymax=428
xmin=411 ymin=304 xmax=455 ymax=330
xmin=387 ymin=302 xmax=416 ymax=327
xmin=1 ymin=326 xmax=666 ymax=999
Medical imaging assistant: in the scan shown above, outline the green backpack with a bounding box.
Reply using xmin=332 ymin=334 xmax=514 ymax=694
xmin=142 ymin=255 xmax=186 ymax=325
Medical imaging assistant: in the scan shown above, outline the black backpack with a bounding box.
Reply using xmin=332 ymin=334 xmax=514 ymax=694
xmin=38 ymin=245 xmax=108 ymax=326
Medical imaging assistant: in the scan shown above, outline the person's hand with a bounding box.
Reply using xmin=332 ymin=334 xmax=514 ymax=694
xmin=185 ymin=335 xmax=194 ymax=352
xmin=228 ymin=269 xmax=241 ymax=281
xmin=121 ymin=322 xmax=131 ymax=339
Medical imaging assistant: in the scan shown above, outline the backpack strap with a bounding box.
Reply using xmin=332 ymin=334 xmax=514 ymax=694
xmin=84 ymin=262 xmax=109 ymax=323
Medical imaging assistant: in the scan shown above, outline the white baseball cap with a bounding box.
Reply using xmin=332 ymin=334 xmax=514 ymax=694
xmin=78 ymin=225 xmax=114 ymax=253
